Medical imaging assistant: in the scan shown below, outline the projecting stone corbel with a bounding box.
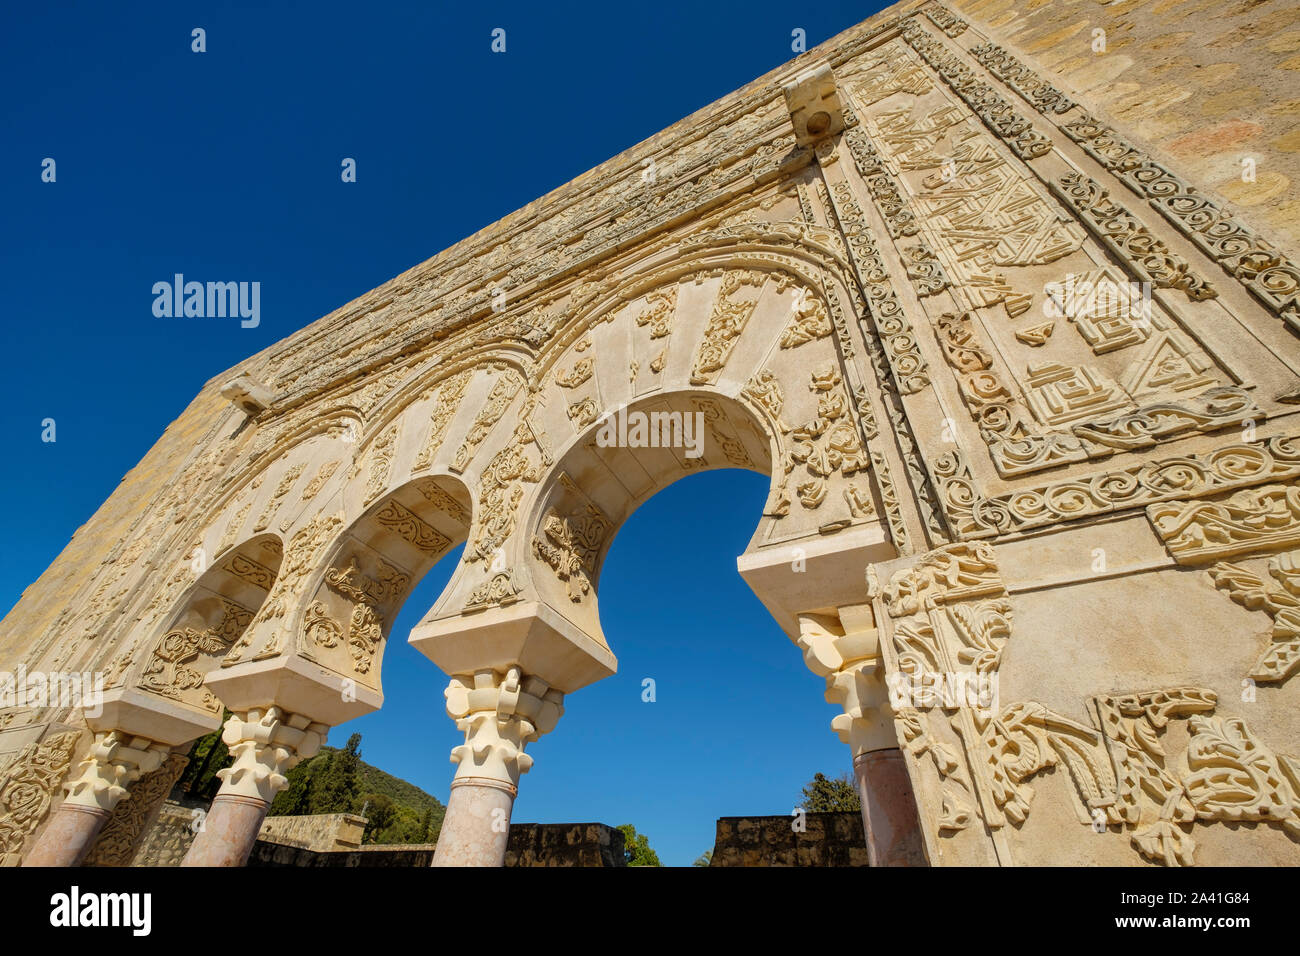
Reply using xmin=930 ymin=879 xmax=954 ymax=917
xmin=220 ymin=373 xmax=275 ymax=416
xmin=783 ymin=65 xmax=845 ymax=147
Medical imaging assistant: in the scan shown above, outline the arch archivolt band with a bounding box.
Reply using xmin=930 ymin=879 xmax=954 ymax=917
xmin=4 ymin=5 xmax=1300 ymax=868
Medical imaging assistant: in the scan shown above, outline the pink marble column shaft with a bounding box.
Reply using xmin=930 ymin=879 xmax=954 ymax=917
xmin=855 ymin=747 xmax=927 ymax=867
xmin=23 ymin=804 xmax=112 ymax=867
xmin=431 ymin=777 xmax=516 ymax=867
xmin=180 ymin=794 xmax=270 ymax=867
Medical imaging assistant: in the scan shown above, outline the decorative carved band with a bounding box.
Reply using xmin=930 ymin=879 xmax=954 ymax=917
xmin=968 ymin=41 xmax=1073 ymax=115
xmin=1060 ymin=114 xmax=1300 ymax=331
xmin=1051 ymin=172 xmax=1217 ymax=302
xmin=900 ymin=19 xmax=1053 ymax=162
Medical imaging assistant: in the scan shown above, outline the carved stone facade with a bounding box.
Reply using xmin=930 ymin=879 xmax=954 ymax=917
xmin=1 ymin=0 xmax=1297 ymax=867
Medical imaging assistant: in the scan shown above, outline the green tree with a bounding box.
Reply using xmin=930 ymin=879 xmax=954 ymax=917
xmin=692 ymin=849 xmax=713 ymax=867
xmin=799 ymin=772 xmax=861 ymax=812
xmin=315 ymin=733 xmax=362 ymax=813
xmin=617 ymin=824 xmax=662 ymax=867
xmin=360 ymin=792 xmax=395 ymax=842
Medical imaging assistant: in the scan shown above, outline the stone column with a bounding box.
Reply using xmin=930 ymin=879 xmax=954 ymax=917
xmin=23 ymin=731 xmax=169 ymax=867
xmin=432 ymin=666 xmax=563 ymax=867
xmin=180 ymin=707 xmax=326 ymax=867
xmin=795 ymin=611 xmax=926 ymax=867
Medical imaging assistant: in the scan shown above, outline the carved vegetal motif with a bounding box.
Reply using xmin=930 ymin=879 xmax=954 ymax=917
xmin=531 ymin=503 xmax=613 ymax=603
xmin=412 ymin=371 xmax=473 ymax=471
xmin=300 ymin=461 xmax=340 ymax=500
xmin=695 ymin=398 xmax=753 ymax=468
xmin=1148 ymin=482 xmax=1300 ymax=564
xmin=374 ymin=498 xmax=451 ymax=555
xmin=902 ymin=243 xmax=949 ymax=297
xmin=1052 ymin=173 xmax=1216 ymax=302
xmin=1072 ymin=387 xmax=1259 ymax=457
xmin=451 ymin=370 xmax=523 ymax=474
xmin=634 ymin=287 xmax=677 ymax=339
xmin=306 ymin=556 xmax=411 ymax=674
xmin=415 ymin=478 xmax=469 ymax=524
xmin=363 ymin=425 xmax=400 ymax=506
xmin=141 ymin=599 xmax=255 ymax=708
xmin=222 ymin=553 xmax=276 ymax=591
xmin=778 ymin=365 xmax=870 ymax=513
xmin=83 ymin=752 xmax=189 ymax=867
xmin=899 ymin=20 xmax=1054 ymax=162
xmin=466 ymin=419 xmax=547 ymax=566
xmin=223 ymin=511 xmax=344 ymax=665
xmin=0 ymin=731 xmax=81 ymax=866
xmin=253 ymin=463 xmax=305 ymax=532
xmin=1208 ymin=555 xmax=1300 ymax=685
xmin=465 ymin=570 xmax=522 ymax=611
xmin=923 ymin=1 xmax=967 ymax=38
xmin=879 ymin=543 xmax=1300 ymax=865
xmin=555 ymin=357 xmax=595 ymax=389
xmin=567 ymin=398 xmax=600 ymax=430
xmin=1059 ymin=114 xmax=1300 ymax=331
xmin=217 ymin=477 xmax=262 ymax=555
xmin=690 ymin=270 xmax=764 ymax=385
xmin=939 ymin=435 xmax=1300 ymax=541
xmin=743 ymin=369 xmax=789 ymax=433
xmin=778 ymin=286 xmax=832 ymax=349
xmin=968 ymin=41 xmax=1072 ymax=114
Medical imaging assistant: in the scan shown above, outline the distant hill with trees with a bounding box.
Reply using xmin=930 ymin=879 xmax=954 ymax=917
xmin=177 ymin=723 xmax=443 ymax=846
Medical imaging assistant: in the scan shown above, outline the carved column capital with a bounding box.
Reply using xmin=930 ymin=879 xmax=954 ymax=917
xmin=795 ymin=611 xmax=896 ymax=757
xmin=62 ymin=730 xmax=170 ymax=812
xmin=215 ymin=707 xmax=328 ymax=803
xmin=444 ymin=666 xmax=564 ymax=790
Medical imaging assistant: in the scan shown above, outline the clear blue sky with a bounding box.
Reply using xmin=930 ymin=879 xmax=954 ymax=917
xmin=2 ymin=0 xmax=882 ymax=866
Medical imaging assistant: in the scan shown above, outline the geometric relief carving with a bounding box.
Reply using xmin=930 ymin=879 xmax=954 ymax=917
xmin=1120 ymin=332 xmax=1218 ymax=400
xmin=867 ymin=104 xmax=1083 ymax=314
xmin=1023 ymin=361 xmax=1131 ymax=427
xmin=848 ymin=41 xmax=932 ymax=106
xmin=1046 ymin=268 xmax=1152 ymax=354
